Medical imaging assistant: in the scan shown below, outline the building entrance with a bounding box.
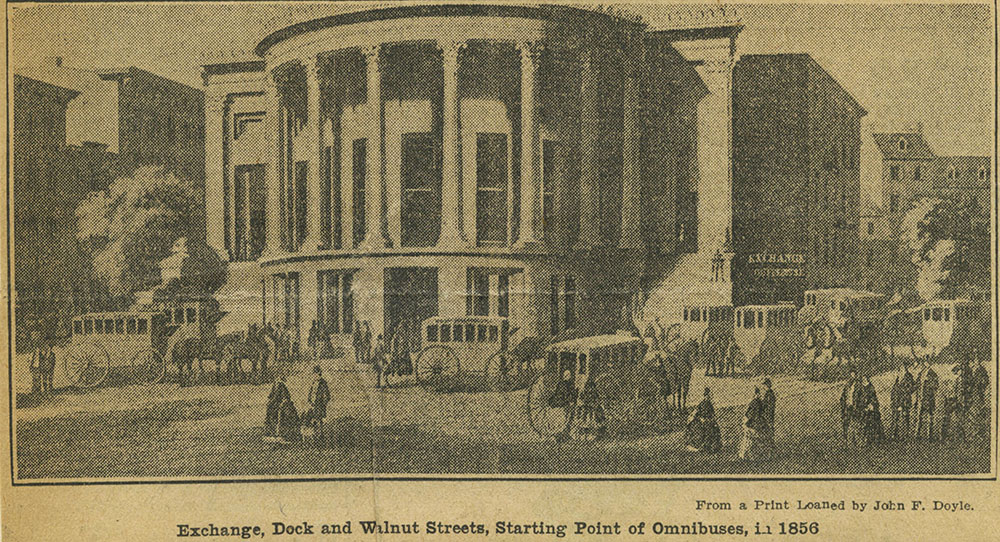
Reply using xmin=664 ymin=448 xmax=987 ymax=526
xmin=384 ymin=267 xmax=439 ymax=344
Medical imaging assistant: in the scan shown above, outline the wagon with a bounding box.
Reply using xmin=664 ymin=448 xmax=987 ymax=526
xmin=64 ymin=298 xmax=222 ymax=388
xmin=66 ymin=310 xmax=169 ymax=388
xmin=415 ymin=316 xmax=511 ymax=384
xmin=526 ymin=334 xmax=659 ymax=438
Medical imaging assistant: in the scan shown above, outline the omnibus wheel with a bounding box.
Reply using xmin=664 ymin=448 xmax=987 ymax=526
xmin=131 ymin=348 xmax=166 ymax=384
xmin=416 ymin=345 xmax=459 ymax=383
xmin=527 ymin=372 xmax=570 ymax=437
xmin=65 ymin=342 xmax=110 ymax=388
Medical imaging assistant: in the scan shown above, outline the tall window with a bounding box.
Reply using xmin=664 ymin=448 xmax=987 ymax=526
xmin=401 ymin=133 xmax=441 ymax=247
xmin=476 ymin=133 xmax=508 ymax=246
xmin=233 ymin=164 xmax=266 ymax=261
xmin=541 ymin=140 xmax=557 ymax=242
xmin=914 ymin=165 xmax=921 ymax=181
xmin=469 ymin=270 xmax=489 ymax=316
xmin=889 ymin=165 xmax=899 ymax=181
xmin=889 ymin=193 xmax=899 ymax=213
xmin=295 ymin=161 xmax=307 ymax=250
xmin=549 ymin=274 xmax=577 ymax=335
xmin=271 ymin=273 xmax=300 ymax=341
xmin=467 ymin=269 xmax=513 ymax=318
xmin=317 ymin=270 xmax=354 ymax=335
xmin=564 ymin=276 xmax=577 ymax=330
xmin=352 ymin=139 xmax=367 ymax=248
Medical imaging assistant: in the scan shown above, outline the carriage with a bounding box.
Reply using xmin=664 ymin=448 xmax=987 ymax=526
xmin=526 ymin=334 xmax=664 ymax=438
xmin=681 ymin=302 xmax=800 ymax=376
xmin=64 ymin=298 xmax=221 ymax=388
xmin=415 ymin=316 xmax=512 ymax=385
xmin=66 ymin=310 xmax=169 ymax=387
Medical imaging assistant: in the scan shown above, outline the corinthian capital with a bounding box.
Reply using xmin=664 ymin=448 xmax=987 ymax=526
xmin=438 ymin=40 xmax=467 ymax=62
xmin=518 ymin=41 xmax=544 ymax=65
xmin=361 ymin=44 xmax=381 ymax=67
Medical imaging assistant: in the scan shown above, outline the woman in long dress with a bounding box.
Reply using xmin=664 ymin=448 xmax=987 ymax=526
xmin=861 ymin=376 xmax=884 ymax=446
xmin=739 ymin=387 xmax=768 ymax=460
xmin=686 ymin=387 xmax=721 ymax=452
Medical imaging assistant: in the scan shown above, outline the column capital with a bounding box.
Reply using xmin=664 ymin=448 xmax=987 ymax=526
xmin=361 ymin=44 xmax=382 ymax=64
xmin=438 ymin=39 xmax=467 ymax=60
xmin=518 ymin=41 xmax=544 ymax=64
xmin=701 ymin=57 xmax=735 ymax=75
xmin=206 ymin=94 xmax=228 ymax=114
xmin=304 ymin=54 xmax=323 ymax=78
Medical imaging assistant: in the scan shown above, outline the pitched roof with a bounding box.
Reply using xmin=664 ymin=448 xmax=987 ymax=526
xmin=872 ymin=132 xmax=936 ymax=160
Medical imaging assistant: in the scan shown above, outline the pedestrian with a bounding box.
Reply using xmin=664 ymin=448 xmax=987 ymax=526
xmin=352 ymin=321 xmax=363 ymax=364
xmin=308 ymin=365 xmax=331 ymax=435
xmin=889 ymin=364 xmax=912 ymax=441
xmin=915 ymin=360 xmax=938 ymax=440
xmin=685 ymin=387 xmax=721 ymax=453
xmin=29 ymin=331 xmax=42 ymax=394
xmin=307 ymin=320 xmax=319 ymax=361
xmin=840 ymin=368 xmax=863 ymax=446
xmin=739 ymin=387 xmax=768 ymax=460
xmin=265 ymin=376 xmax=291 ymax=436
xmin=362 ymin=322 xmax=373 ymax=365
xmin=861 ymin=375 xmax=883 ymax=446
xmin=277 ymin=395 xmax=301 ymax=443
xmin=372 ymin=334 xmax=386 ymax=389
xmin=762 ymin=378 xmax=776 ymax=448
xmin=42 ymin=341 xmax=56 ymax=393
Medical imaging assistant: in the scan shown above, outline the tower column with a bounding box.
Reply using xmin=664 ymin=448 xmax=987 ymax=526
xmin=620 ymin=62 xmax=642 ymax=250
xmin=437 ymin=40 xmax=468 ymax=249
xmin=575 ymin=49 xmax=601 ymax=251
xmin=515 ymin=41 xmax=542 ymax=249
xmin=360 ymin=45 xmax=389 ymax=249
xmin=263 ymin=71 xmax=283 ymax=256
xmin=303 ymin=54 xmax=324 ymax=250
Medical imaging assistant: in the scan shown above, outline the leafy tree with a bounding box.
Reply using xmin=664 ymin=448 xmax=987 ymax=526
xmin=900 ymin=196 xmax=989 ymax=302
xmin=75 ymin=166 xmax=210 ymax=306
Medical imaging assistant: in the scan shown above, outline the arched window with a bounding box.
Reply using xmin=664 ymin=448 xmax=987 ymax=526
xmin=898 ymin=138 xmax=907 ymax=151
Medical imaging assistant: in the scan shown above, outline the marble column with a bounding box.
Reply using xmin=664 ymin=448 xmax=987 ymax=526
xmin=303 ymin=55 xmax=324 ymax=250
xmin=204 ymin=94 xmax=228 ymax=259
xmin=515 ymin=41 xmax=542 ymax=249
xmin=574 ymin=49 xmax=601 ymax=251
xmin=360 ymin=45 xmax=389 ymax=249
xmin=692 ymin=56 xmax=734 ymax=254
xmin=263 ymin=72 xmax=283 ymax=255
xmin=437 ymin=40 xmax=468 ymax=249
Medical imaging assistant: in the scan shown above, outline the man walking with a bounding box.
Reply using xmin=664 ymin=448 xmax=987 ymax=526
xmin=308 ymin=365 xmax=331 ymax=434
xmin=762 ymin=377 xmax=776 ymax=449
xmin=29 ymin=331 xmax=42 ymax=394
xmin=372 ymin=334 xmax=387 ymax=389
xmin=840 ymin=369 xmax=864 ymax=446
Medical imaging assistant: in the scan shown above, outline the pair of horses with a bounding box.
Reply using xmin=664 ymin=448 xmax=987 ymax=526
xmin=644 ymin=339 xmax=696 ymax=415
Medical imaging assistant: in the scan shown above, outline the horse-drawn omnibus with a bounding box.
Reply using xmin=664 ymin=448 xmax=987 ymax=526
xmin=415 ymin=316 xmax=512 ymax=384
xmin=67 ymin=310 xmax=168 ymax=387
xmin=526 ymin=334 xmax=662 ymax=439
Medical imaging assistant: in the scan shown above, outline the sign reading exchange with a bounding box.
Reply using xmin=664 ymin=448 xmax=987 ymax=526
xmin=746 ymin=253 xmax=806 ymax=278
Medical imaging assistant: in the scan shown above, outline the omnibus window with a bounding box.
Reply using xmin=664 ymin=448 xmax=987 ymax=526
xmin=691 ymin=309 xmax=700 ymax=322
xmin=466 ymin=324 xmax=476 ymax=342
xmin=453 ymin=323 xmax=463 ymax=342
xmin=116 ymin=319 xmax=124 ymax=333
xmin=943 ymin=308 xmax=950 ymax=321
xmin=579 ymin=353 xmax=587 ymax=374
xmin=440 ymin=324 xmax=451 ymax=342
xmin=127 ymin=319 xmax=137 ymax=333
xmin=746 ymin=311 xmax=755 ymax=329
xmin=426 ymin=324 xmax=438 ymax=343
xmin=683 ymin=307 xmax=688 ymax=321
xmin=489 ymin=325 xmax=498 ymax=342
xmin=95 ymin=319 xmax=104 ymax=333
xmin=174 ymin=308 xmax=184 ymax=323
xmin=74 ymin=321 xmax=83 ymax=334
xmin=187 ymin=308 xmax=197 ymax=322
xmin=559 ymin=352 xmax=575 ymax=374
xmin=105 ymin=319 xmax=114 ymax=333
xmin=164 ymin=310 xmax=172 ymax=324
xmin=736 ymin=311 xmax=742 ymax=327
xmin=84 ymin=319 xmax=93 ymax=334
xmin=138 ymin=319 xmax=148 ymax=333
xmin=932 ymin=308 xmax=942 ymax=321
xmin=758 ymin=311 xmax=764 ymax=327
xmin=478 ymin=325 xmax=487 ymax=342
xmin=924 ymin=308 xmax=931 ymax=321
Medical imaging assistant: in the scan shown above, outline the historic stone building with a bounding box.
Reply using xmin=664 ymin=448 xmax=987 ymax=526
xmin=732 ymin=54 xmax=866 ymax=306
xmin=203 ymin=5 xmax=741 ymax=345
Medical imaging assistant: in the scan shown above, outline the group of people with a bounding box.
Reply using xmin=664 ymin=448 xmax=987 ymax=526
xmin=843 ymin=353 xmax=990 ymax=447
xmin=683 ymin=378 xmax=777 ymax=460
xmin=29 ymin=333 xmax=57 ymax=395
xmin=263 ymin=365 xmax=332 ymax=444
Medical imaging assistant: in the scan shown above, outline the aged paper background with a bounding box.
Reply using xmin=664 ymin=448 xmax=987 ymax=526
xmin=2 ymin=0 xmax=997 ymax=540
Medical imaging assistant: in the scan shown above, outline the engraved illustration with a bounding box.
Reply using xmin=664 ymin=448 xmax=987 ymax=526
xmin=9 ymin=3 xmax=993 ymax=479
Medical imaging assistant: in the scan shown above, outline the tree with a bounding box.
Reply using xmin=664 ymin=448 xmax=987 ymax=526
xmin=900 ymin=196 xmax=989 ymax=302
xmin=75 ymin=166 xmax=209 ymax=306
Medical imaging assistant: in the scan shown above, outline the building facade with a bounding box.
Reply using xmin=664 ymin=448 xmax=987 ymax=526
xmin=861 ymin=130 xmax=992 ymax=296
xmin=12 ymin=61 xmax=206 ymax=344
xmin=731 ymin=54 xmax=866 ymax=306
xmin=203 ymin=5 xmax=742 ymax=345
